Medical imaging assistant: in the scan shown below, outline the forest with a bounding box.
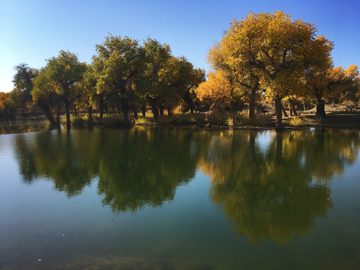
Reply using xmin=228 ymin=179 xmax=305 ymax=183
xmin=1 ymin=11 xmax=359 ymax=129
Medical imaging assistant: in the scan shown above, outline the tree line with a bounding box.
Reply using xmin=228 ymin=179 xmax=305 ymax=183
xmin=196 ymin=11 xmax=360 ymax=128
xmin=6 ymin=36 xmax=206 ymax=127
xmin=3 ymin=11 xmax=360 ymax=129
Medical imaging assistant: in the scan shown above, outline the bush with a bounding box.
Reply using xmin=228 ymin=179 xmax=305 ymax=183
xmin=157 ymin=115 xmax=172 ymax=125
xmin=193 ymin=113 xmax=206 ymax=123
xmin=289 ymin=115 xmax=309 ymax=126
xmin=206 ymin=112 xmax=229 ymax=126
xmin=229 ymin=111 xmax=270 ymax=126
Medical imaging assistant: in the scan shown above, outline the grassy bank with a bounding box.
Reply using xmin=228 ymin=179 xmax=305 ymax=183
xmin=64 ymin=108 xmax=360 ymax=130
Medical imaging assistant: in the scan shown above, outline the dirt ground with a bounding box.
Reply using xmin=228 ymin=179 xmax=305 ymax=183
xmin=281 ymin=104 xmax=360 ymax=129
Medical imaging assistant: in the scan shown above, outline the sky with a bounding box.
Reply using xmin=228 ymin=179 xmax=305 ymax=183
xmin=1 ymin=0 xmax=359 ymax=93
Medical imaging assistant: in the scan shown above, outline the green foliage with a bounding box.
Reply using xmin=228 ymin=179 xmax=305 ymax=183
xmin=32 ymin=50 xmax=86 ymax=127
xmin=11 ymin=63 xmax=39 ymax=116
xmin=93 ymin=35 xmax=145 ymax=123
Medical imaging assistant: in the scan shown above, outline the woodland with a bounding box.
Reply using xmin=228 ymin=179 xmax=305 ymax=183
xmin=1 ymin=11 xmax=360 ymax=129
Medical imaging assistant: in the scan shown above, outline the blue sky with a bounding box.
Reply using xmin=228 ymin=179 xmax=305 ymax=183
xmin=1 ymin=0 xmax=359 ymax=93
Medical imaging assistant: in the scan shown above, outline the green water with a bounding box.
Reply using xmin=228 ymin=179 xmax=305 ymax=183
xmin=0 ymin=127 xmax=360 ymax=269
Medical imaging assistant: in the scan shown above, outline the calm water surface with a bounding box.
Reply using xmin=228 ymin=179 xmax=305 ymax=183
xmin=0 ymin=126 xmax=360 ymax=269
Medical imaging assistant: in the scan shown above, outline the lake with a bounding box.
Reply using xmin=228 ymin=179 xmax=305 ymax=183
xmin=1 ymin=126 xmax=360 ymax=269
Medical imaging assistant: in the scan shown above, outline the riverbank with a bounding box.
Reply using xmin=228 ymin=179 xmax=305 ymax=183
xmin=2 ymin=104 xmax=360 ymax=134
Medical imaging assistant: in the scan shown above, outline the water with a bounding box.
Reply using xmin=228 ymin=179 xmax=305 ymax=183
xmin=0 ymin=127 xmax=360 ymax=269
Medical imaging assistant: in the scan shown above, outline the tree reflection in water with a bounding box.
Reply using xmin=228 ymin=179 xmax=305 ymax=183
xmin=13 ymin=127 xmax=360 ymax=244
xmin=198 ymin=129 xmax=360 ymax=244
xmin=14 ymin=127 xmax=199 ymax=211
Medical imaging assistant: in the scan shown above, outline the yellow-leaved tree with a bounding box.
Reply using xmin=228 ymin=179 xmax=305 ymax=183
xmin=305 ymin=65 xmax=360 ymax=116
xmin=207 ymin=11 xmax=333 ymax=128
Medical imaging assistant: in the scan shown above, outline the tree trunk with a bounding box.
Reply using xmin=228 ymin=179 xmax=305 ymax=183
xmin=65 ymin=99 xmax=71 ymax=128
xmin=141 ymin=105 xmax=146 ymax=117
xmin=133 ymin=105 xmax=138 ymax=120
xmin=121 ymin=98 xmax=130 ymax=125
xmin=37 ymin=101 xmax=60 ymax=128
xmin=167 ymin=106 xmax=172 ymax=117
xmin=281 ymin=104 xmax=289 ymax=117
xmin=232 ymin=109 xmax=236 ymax=128
xmin=152 ymin=105 xmax=159 ymax=123
xmin=249 ymin=91 xmax=255 ymax=119
xmin=88 ymin=106 xmax=93 ymax=121
xmin=56 ymin=107 xmax=61 ymax=124
xmin=275 ymin=97 xmax=283 ymax=130
xmin=316 ymin=99 xmax=326 ymax=117
xmin=99 ymin=98 xmax=104 ymax=119
xmin=146 ymin=96 xmax=159 ymax=122
xmin=249 ymin=83 xmax=257 ymax=119
xmin=183 ymin=90 xmax=194 ymax=114
xmin=159 ymin=105 xmax=164 ymax=116
xmin=289 ymin=99 xmax=298 ymax=116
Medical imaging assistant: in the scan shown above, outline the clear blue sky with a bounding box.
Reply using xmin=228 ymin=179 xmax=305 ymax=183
xmin=1 ymin=0 xmax=359 ymax=93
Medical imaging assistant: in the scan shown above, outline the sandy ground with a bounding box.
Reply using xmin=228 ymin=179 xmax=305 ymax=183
xmin=281 ymin=104 xmax=360 ymax=129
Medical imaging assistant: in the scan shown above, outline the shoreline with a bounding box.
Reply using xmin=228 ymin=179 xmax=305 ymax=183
xmin=2 ymin=110 xmax=360 ymax=134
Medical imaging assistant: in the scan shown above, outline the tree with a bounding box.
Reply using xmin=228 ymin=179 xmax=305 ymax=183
xmin=0 ymin=92 xmax=16 ymax=120
xmin=139 ymin=38 xmax=173 ymax=122
xmin=32 ymin=51 xmax=86 ymax=128
xmin=217 ymin=11 xmax=333 ymax=128
xmin=208 ymin=31 xmax=260 ymax=120
xmin=184 ymin=67 xmax=206 ymax=113
xmin=196 ymin=71 xmax=246 ymax=125
xmin=12 ymin=63 xmax=60 ymax=126
xmin=32 ymin=68 xmax=63 ymax=127
xmin=305 ymin=65 xmax=360 ymax=116
xmin=166 ymin=56 xmax=206 ymax=114
xmin=79 ymin=63 xmax=100 ymax=120
xmin=341 ymin=65 xmax=360 ymax=105
xmin=11 ymin=63 xmax=38 ymax=116
xmin=94 ymin=35 xmax=145 ymax=125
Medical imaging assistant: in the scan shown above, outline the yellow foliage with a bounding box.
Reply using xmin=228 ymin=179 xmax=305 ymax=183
xmin=196 ymin=73 xmax=231 ymax=102
xmin=218 ymin=11 xmax=333 ymax=100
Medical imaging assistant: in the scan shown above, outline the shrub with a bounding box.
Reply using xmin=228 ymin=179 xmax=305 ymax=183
xmin=158 ymin=115 xmax=172 ymax=125
xmin=206 ymin=112 xmax=229 ymax=126
xmin=289 ymin=115 xmax=309 ymax=126
xmin=193 ymin=113 xmax=206 ymax=123
xmin=231 ymin=111 xmax=271 ymax=126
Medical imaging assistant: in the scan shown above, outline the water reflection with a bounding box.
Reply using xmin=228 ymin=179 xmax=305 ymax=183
xmin=13 ymin=127 xmax=360 ymax=245
xmin=14 ymin=127 xmax=199 ymax=211
xmin=199 ymin=129 xmax=360 ymax=244
xmin=0 ymin=119 xmax=49 ymax=134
